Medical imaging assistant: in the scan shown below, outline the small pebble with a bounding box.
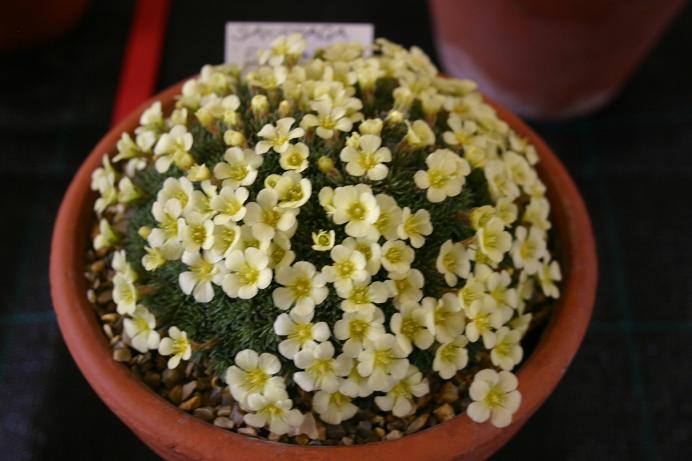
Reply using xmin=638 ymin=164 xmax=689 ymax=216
xmin=179 ymin=394 xmax=201 ymax=411
xmin=437 ymin=382 xmax=459 ymax=404
xmin=96 ymin=290 xmax=113 ymax=304
xmin=162 ymin=369 xmax=182 ymax=388
xmin=181 ymin=381 xmax=197 ymax=401
xmin=326 ymin=424 xmax=345 ymax=440
xmin=237 ymin=427 xmax=257 ymax=437
xmin=204 ymin=388 xmax=222 ymax=406
xmin=168 ymin=385 xmax=183 ymax=404
xmin=143 ymin=371 xmax=161 ymax=388
xmin=385 ymin=430 xmax=403 ymax=440
xmin=406 ymin=414 xmax=429 ymax=434
xmin=433 ymin=404 xmax=455 ymax=422
xmin=113 ymin=347 xmax=131 ymax=362
xmin=221 ymin=388 xmax=234 ymax=406
xmin=341 ymin=436 xmax=353 ymax=446
xmin=295 ymin=434 xmax=309 ymax=445
xmin=90 ymin=259 xmax=105 ymax=273
xmin=213 ymin=416 xmax=234 ymax=430
xmin=230 ymin=405 xmax=245 ymax=425
xmin=193 ymin=406 xmax=215 ymax=422
xmin=216 ymin=405 xmax=232 ymax=417
xmin=374 ymin=427 xmax=385 ymax=438
xmin=299 ymin=413 xmax=320 ymax=440
xmin=100 ymin=312 xmax=118 ymax=324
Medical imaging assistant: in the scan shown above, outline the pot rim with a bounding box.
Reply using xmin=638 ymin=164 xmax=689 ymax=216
xmin=50 ymin=78 xmax=597 ymax=460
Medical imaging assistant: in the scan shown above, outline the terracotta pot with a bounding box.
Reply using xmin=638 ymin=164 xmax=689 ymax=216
xmin=50 ymin=80 xmax=597 ymax=460
xmin=429 ymin=0 xmax=686 ymax=119
xmin=0 ymin=0 xmax=90 ymax=51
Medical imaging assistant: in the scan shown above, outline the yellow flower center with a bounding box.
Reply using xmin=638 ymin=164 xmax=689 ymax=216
xmin=292 ymin=276 xmax=312 ymax=298
xmin=243 ymin=237 xmax=260 ymax=249
xmin=434 ymin=306 xmax=448 ymax=326
xmin=244 ymin=368 xmax=269 ymax=393
xmin=219 ymin=227 xmax=237 ymax=247
xmin=520 ymin=240 xmax=536 ymax=260
xmin=117 ymin=282 xmax=136 ymax=304
xmin=261 ymin=403 xmax=284 ymax=418
xmin=270 ymin=246 xmax=286 ymax=265
xmin=484 ymin=386 xmax=504 ymax=408
xmin=316 ymin=233 xmax=331 ymax=246
xmin=455 ymin=130 xmax=472 ymax=145
xmin=358 ymin=152 xmax=378 ymax=170
xmin=482 ymin=231 xmax=498 ymax=250
xmin=172 ymin=190 xmax=189 ymax=207
xmin=228 ymin=163 xmax=249 ymax=181
xmin=223 ymin=198 xmax=242 ymax=216
xmin=172 ymin=336 xmax=189 ymax=355
xmin=162 ymin=216 xmax=179 ymax=238
xmin=190 ymin=223 xmax=208 ymax=246
xmin=274 ymin=133 xmax=289 ymax=147
xmin=133 ymin=316 xmax=151 ymax=332
xmin=285 ymin=184 xmax=305 ymax=202
xmin=403 ymin=217 xmax=419 ymax=236
xmin=238 ymin=264 xmax=260 ymax=285
xmin=385 ymin=246 xmax=402 ymax=263
xmin=262 ymin=208 xmax=280 ymax=226
xmin=428 ymin=169 xmax=449 ymax=189
xmin=373 ymin=349 xmax=394 ymax=369
xmin=443 ymin=252 xmax=456 ymax=272
xmin=400 ymin=317 xmax=419 ymax=338
xmin=350 ymin=286 xmax=370 ymax=305
xmin=309 ymin=358 xmax=334 ymax=376
xmin=474 ymin=313 xmax=489 ymax=332
xmin=390 ymin=380 xmax=412 ymax=398
xmin=289 ymin=323 xmax=313 ymax=343
xmin=347 ymin=202 xmax=366 ymax=221
xmin=192 ymin=258 xmax=215 ymax=281
xmin=330 ymin=391 xmax=350 ymax=407
xmin=460 ymin=284 xmax=481 ymax=306
xmin=374 ymin=211 xmax=390 ymax=233
xmin=320 ymin=115 xmax=336 ymax=130
xmin=335 ymin=260 xmax=355 ymax=278
xmin=440 ymin=343 xmax=458 ymax=362
xmin=348 ymin=319 xmax=369 ymax=340
xmin=356 ymin=243 xmax=372 ymax=260
xmin=495 ymin=339 xmax=511 ymax=356
xmin=287 ymin=151 xmax=303 ymax=167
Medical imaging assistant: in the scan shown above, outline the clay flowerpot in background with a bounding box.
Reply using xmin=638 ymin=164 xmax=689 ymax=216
xmin=429 ymin=0 xmax=686 ymax=119
xmin=50 ymin=80 xmax=597 ymax=460
xmin=0 ymin=0 xmax=90 ymax=51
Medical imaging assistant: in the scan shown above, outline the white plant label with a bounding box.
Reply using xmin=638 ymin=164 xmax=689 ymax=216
xmin=225 ymin=22 xmax=374 ymax=65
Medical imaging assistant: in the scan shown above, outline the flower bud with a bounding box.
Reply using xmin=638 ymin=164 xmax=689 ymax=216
xmin=251 ymin=94 xmax=269 ymax=117
xmin=224 ymin=129 xmax=246 ymax=147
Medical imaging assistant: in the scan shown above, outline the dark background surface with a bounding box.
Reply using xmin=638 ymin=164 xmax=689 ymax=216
xmin=1 ymin=1 xmax=691 ymax=460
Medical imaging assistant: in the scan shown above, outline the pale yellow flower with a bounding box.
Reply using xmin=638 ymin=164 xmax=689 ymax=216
xmin=374 ymin=364 xmax=429 ymax=417
xmin=467 ymin=369 xmax=521 ymax=428
xmin=414 ymin=149 xmax=471 ymax=203
xmin=340 ymin=134 xmax=391 ymax=180
xmin=397 ymin=207 xmax=432 ymax=248
xmin=255 ymin=117 xmax=305 ymax=155
xmin=158 ymin=326 xmax=192 ymax=369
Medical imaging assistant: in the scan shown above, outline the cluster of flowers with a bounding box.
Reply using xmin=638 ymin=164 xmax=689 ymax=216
xmin=90 ymin=34 xmax=561 ymax=435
